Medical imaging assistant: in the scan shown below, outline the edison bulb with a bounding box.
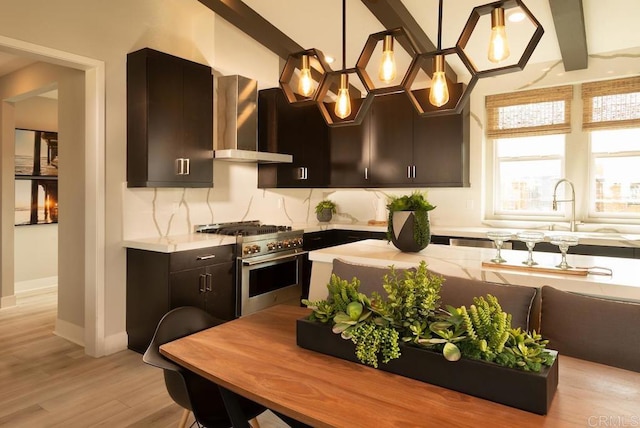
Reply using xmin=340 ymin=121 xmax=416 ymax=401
xmin=488 ymin=8 xmax=510 ymax=63
xmin=378 ymin=35 xmax=397 ymax=83
xmin=298 ymin=68 xmax=313 ymax=97
xmin=429 ymin=55 xmax=449 ymax=108
xmin=335 ymin=74 xmax=352 ymax=119
xmin=298 ymin=55 xmax=314 ymax=97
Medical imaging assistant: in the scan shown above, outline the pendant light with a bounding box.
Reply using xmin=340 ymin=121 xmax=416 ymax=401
xmin=335 ymin=0 xmax=351 ymax=119
xmin=378 ymin=34 xmax=397 ymax=83
xmin=488 ymin=7 xmax=510 ymax=63
xmin=429 ymin=0 xmax=449 ymax=107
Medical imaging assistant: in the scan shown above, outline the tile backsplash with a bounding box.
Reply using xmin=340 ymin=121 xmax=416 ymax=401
xmin=122 ymin=161 xmax=477 ymax=239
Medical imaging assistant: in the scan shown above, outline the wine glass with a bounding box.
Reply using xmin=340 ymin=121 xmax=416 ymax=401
xmin=486 ymin=231 xmax=512 ymax=263
xmin=549 ymin=235 xmax=580 ymax=269
xmin=516 ymin=231 xmax=545 ymax=267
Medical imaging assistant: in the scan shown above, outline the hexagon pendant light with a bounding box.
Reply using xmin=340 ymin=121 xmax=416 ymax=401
xmin=316 ymin=0 xmax=373 ymax=127
xmin=279 ymin=48 xmax=332 ymax=105
xmin=280 ymin=0 xmax=543 ymax=122
xmin=356 ymin=27 xmax=419 ymax=95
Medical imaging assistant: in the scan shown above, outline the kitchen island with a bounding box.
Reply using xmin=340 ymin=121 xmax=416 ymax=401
xmin=307 ymin=239 xmax=640 ymax=302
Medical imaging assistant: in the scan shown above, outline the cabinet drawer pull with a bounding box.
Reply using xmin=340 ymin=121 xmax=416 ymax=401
xmin=196 ymin=254 xmax=216 ymax=261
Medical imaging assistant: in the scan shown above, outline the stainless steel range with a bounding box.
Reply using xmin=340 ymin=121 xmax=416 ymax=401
xmin=195 ymin=221 xmax=306 ymax=316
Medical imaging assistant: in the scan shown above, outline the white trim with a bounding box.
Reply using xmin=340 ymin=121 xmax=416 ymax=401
xmin=0 ymin=294 xmax=16 ymax=309
xmin=104 ymin=331 xmax=129 ymax=355
xmin=0 ymin=36 xmax=106 ymax=357
xmin=15 ymin=277 xmax=58 ymax=294
xmin=54 ymin=317 xmax=85 ymax=347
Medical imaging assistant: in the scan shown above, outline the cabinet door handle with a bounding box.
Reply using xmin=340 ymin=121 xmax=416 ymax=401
xmin=196 ymin=254 xmax=216 ymax=261
xmin=407 ymin=165 xmax=412 ymax=179
xmin=364 ymin=167 xmax=368 ymax=180
xmin=205 ymin=274 xmax=212 ymax=292
xmin=175 ymin=158 xmax=183 ymax=175
xmin=412 ymin=165 xmax=416 ymax=179
xmin=184 ymin=158 xmax=190 ymax=175
xmin=199 ymin=274 xmax=206 ymax=293
xmin=296 ymin=167 xmax=308 ymax=180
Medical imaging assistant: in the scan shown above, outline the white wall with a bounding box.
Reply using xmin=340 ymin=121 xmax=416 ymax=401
xmin=14 ymin=95 xmax=58 ymax=292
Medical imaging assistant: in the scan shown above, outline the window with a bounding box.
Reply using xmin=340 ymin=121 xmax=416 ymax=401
xmin=486 ymin=86 xmax=572 ymax=218
xmin=590 ymin=129 xmax=640 ymax=217
xmin=494 ymin=135 xmax=564 ymax=215
xmin=584 ymin=77 xmax=640 ymax=220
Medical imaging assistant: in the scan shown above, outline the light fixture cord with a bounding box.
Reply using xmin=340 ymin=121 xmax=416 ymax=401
xmin=437 ymin=0 xmax=443 ymax=51
xmin=342 ymin=0 xmax=346 ymax=71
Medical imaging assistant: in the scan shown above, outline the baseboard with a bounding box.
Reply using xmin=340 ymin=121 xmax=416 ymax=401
xmin=15 ymin=276 xmax=58 ymax=294
xmin=0 ymin=294 xmax=17 ymax=310
xmin=104 ymin=331 xmax=129 ymax=355
xmin=54 ymin=318 xmax=85 ymax=347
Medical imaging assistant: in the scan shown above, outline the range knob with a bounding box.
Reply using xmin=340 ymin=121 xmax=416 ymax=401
xmin=277 ymin=241 xmax=283 ymax=249
xmin=283 ymin=240 xmax=291 ymax=248
xmin=267 ymin=242 xmax=277 ymax=251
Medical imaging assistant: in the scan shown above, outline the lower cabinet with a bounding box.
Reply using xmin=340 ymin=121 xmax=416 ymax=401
xmin=126 ymin=245 xmax=236 ymax=354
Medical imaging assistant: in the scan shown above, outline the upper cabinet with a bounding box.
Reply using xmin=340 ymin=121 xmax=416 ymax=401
xmin=257 ymin=88 xmax=469 ymax=189
xmin=258 ymin=88 xmax=329 ymax=188
xmin=127 ymin=48 xmax=213 ymax=188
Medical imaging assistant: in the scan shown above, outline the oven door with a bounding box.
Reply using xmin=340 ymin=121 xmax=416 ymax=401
xmin=238 ymin=250 xmax=307 ymax=316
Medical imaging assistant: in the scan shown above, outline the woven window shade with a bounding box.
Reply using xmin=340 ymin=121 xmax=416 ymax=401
xmin=486 ymin=86 xmax=573 ymax=138
xmin=582 ymin=76 xmax=640 ymax=130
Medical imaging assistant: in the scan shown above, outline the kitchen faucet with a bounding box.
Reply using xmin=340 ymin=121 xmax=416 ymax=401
xmin=552 ymin=178 xmax=579 ymax=232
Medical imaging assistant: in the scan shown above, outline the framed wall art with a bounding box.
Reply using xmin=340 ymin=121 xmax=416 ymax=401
xmin=14 ymin=128 xmax=58 ymax=225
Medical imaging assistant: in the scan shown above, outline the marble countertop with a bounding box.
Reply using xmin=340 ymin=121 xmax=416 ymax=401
xmin=308 ymin=239 xmax=640 ymax=302
xmin=123 ymin=222 xmax=640 ymax=252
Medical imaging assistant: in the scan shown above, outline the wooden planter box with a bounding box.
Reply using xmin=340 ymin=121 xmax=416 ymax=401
xmin=296 ymin=318 xmax=558 ymax=415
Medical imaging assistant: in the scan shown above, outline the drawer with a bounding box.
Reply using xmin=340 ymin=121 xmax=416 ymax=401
xmin=169 ymin=245 xmax=236 ymax=272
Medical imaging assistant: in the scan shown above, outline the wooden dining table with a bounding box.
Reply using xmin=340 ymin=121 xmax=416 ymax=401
xmin=160 ymin=305 xmax=640 ymax=428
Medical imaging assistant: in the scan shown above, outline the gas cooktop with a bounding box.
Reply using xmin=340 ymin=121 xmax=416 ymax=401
xmin=195 ymin=221 xmax=292 ymax=236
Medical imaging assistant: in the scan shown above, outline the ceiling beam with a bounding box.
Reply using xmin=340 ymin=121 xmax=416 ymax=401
xmin=197 ymin=0 xmax=303 ymax=59
xmin=360 ymin=0 xmax=457 ymax=81
xmin=548 ymin=0 xmax=588 ymax=71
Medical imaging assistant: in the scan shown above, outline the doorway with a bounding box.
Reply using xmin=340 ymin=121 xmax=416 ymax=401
xmin=0 ymin=37 xmax=106 ymax=357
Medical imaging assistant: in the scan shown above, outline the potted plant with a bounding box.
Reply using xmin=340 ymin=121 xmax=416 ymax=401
xmin=315 ymin=199 xmax=337 ymax=222
xmin=300 ymin=261 xmax=558 ymax=414
xmin=386 ymin=191 xmax=435 ymax=252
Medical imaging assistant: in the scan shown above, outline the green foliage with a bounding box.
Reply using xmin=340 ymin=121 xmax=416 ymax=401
xmin=302 ymin=273 xmax=401 ymax=368
xmin=303 ymin=266 xmax=555 ymax=373
xmin=386 ymin=192 xmax=435 ymax=246
xmin=430 ymin=294 xmax=555 ymax=371
xmin=315 ymin=199 xmax=337 ymax=214
xmin=374 ymin=261 xmax=443 ymax=345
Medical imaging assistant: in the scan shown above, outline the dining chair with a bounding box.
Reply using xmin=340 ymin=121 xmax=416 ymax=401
xmin=143 ymin=306 xmax=265 ymax=428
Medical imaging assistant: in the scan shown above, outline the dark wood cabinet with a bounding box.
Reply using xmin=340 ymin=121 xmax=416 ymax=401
xmin=413 ymin=105 xmax=470 ymax=187
xmin=329 ymin=114 xmax=371 ymax=187
xmin=368 ymin=93 xmax=415 ymax=186
xmin=258 ymin=88 xmax=329 ymax=188
xmin=126 ymin=245 xmax=236 ymax=353
xmin=257 ymin=88 xmax=469 ymax=189
xmin=127 ymin=48 xmax=213 ymax=188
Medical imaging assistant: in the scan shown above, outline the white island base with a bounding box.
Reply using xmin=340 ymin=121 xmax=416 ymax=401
xmin=308 ymin=239 xmax=640 ymax=302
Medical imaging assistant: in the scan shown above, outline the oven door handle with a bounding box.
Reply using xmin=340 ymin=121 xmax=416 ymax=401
xmin=241 ymin=251 xmax=308 ymax=266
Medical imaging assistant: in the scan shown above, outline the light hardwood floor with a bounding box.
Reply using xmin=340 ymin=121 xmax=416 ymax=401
xmin=0 ymin=289 xmax=285 ymax=428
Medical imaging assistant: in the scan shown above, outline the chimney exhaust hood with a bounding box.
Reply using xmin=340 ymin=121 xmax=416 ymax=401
xmin=214 ymin=75 xmax=292 ymax=163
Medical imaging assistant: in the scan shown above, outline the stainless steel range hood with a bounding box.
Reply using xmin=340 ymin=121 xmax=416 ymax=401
xmin=214 ymin=75 xmax=292 ymax=163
